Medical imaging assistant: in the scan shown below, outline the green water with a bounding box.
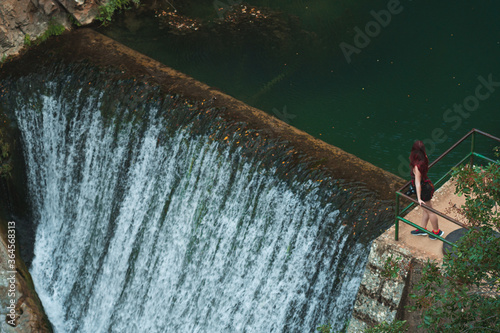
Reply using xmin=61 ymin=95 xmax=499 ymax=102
xmin=98 ymin=0 xmax=500 ymax=179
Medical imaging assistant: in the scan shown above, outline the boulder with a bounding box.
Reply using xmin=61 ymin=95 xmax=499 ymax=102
xmin=0 ymin=0 xmax=102 ymax=57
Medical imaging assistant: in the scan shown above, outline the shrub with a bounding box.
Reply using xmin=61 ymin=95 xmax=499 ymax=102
xmin=96 ymin=0 xmax=141 ymax=24
xmin=37 ymin=19 xmax=66 ymax=44
xmin=24 ymin=34 xmax=31 ymax=46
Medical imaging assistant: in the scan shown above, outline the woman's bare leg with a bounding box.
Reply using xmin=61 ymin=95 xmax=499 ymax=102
xmin=425 ymin=201 xmax=439 ymax=231
xmin=421 ymin=207 xmax=429 ymax=229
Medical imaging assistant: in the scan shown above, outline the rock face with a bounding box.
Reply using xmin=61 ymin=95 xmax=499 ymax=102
xmin=0 ymin=0 xmax=101 ymax=57
xmin=0 ymin=219 xmax=52 ymax=332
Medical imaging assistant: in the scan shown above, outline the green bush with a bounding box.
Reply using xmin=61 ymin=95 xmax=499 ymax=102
xmin=96 ymin=0 xmax=141 ymax=24
xmin=37 ymin=19 xmax=66 ymax=43
xmin=24 ymin=34 xmax=31 ymax=46
xmin=22 ymin=19 xmax=66 ymax=49
xmin=381 ymin=254 xmax=405 ymax=279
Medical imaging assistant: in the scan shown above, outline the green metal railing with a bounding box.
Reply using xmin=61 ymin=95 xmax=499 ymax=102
xmin=395 ymin=129 xmax=500 ymax=247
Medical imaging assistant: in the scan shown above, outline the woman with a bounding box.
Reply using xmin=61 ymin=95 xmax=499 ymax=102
xmin=409 ymin=141 xmax=444 ymax=239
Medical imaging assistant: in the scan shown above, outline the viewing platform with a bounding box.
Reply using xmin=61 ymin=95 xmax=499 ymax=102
xmin=347 ymin=129 xmax=499 ymax=332
xmin=347 ymin=177 xmax=467 ymax=333
xmin=383 ymin=178 xmax=465 ymax=261
xmin=393 ymin=128 xmax=500 ymax=259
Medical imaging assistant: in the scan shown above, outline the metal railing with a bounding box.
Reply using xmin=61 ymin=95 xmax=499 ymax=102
xmin=395 ymin=129 xmax=500 ymax=247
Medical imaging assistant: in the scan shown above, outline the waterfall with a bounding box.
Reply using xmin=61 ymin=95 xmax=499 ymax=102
xmin=1 ymin=64 xmax=384 ymax=332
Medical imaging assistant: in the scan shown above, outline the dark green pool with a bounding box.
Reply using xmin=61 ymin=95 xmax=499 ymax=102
xmin=98 ymin=0 xmax=500 ymax=179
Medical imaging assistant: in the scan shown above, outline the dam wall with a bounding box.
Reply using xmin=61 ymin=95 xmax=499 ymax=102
xmin=0 ymin=0 xmax=101 ymax=58
xmin=0 ymin=29 xmax=404 ymax=332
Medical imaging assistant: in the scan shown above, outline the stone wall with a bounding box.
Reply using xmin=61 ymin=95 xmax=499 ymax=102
xmin=347 ymin=233 xmax=414 ymax=332
xmin=0 ymin=0 xmax=101 ymax=57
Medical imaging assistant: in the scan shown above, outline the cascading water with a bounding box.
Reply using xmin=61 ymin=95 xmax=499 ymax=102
xmin=1 ymin=63 xmax=388 ymax=332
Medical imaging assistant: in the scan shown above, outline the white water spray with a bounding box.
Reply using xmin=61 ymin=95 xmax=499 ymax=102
xmin=9 ymin=74 xmax=371 ymax=333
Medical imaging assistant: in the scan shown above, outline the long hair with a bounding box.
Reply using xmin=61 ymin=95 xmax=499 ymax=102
xmin=410 ymin=140 xmax=429 ymax=179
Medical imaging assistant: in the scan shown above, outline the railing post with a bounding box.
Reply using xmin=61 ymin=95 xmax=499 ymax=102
xmin=395 ymin=192 xmax=400 ymax=241
xmin=470 ymin=130 xmax=475 ymax=167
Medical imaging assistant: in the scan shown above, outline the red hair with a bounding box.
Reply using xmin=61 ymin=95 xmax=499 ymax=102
xmin=410 ymin=140 xmax=429 ymax=179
